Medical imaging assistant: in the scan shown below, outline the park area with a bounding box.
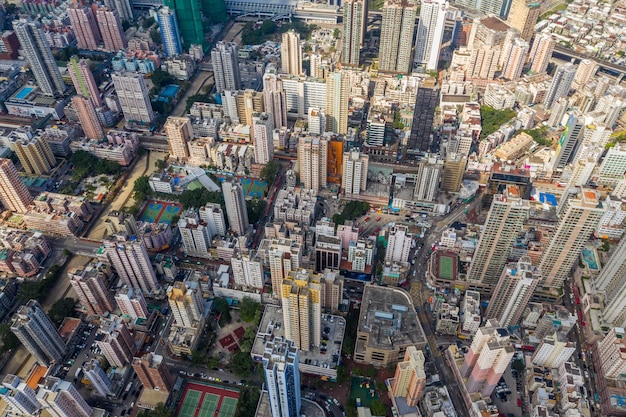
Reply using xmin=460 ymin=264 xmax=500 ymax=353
xmin=139 ymin=200 xmax=182 ymax=225
xmin=349 ymin=377 xmax=379 ymax=407
xmin=175 ymin=382 xmax=239 ymax=417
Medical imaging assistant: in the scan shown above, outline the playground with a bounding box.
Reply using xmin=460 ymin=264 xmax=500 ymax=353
xmin=139 ymin=200 xmax=183 ymax=225
xmin=349 ymin=377 xmax=379 ymax=407
xmin=175 ymin=382 xmax=239 ymax=417
xmin=433 ymin=251 xmax=459 ymax=281
xmin=217 ymin=177 xmax=267 ymax=198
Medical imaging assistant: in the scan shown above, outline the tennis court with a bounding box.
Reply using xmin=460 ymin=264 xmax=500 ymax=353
xmin=139 ymin=200 xmax=182 ymax=225
xmin=175 ymin=382 xmax=239 ymax=417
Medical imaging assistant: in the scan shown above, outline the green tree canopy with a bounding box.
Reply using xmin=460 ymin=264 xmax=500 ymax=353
xmin=247 ymin=197 xmax=266 ymax=225
xmin=370 ymin=399 xmax=388 ymax=416
xmin=0 ymin=323 xmax=20 ymax=353
xmin=213 ymin=297 xmax=231 ymax=324
xmin=48 ymin=298 xmax=77 ymax=326
xmin=133 ymin=175 xmax=152 ymax=201
xmin=332 ymin=201 xmax=370 ymax=227
xmin=227 ymin=351 xmax=255 ymax=377
xmin=260 ymin=160 xmax=280 ymax=187
xmin=142 ymin=17 xmax=156 ymax=29
xmin=234 ymin=386 xmax=260 ymax=417
xmin=137 ymin=403 xmax=171 ymax=417
xmin=70 ymin=150 xmax=122 ymax=181
xmin=179 ymin=188 xmax=224 ymax=210
xmin=150 ymin=69 xmax=176 ymax=89
xmin=479 ymin=106 xmax=516 ymax=140
xmin=239 ymin=298 xmax=261 ymax=322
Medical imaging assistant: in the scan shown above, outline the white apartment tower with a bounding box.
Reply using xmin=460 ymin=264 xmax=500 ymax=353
xmin=297 ymin=136 xmax=328 ymax=192
xmin=573 ymin=59 xmax=598 ymax=90
xmin=252 ymin=112 xmax=274 ymax=164
xmin=386 ymin=225 xmax=412 ymax=263
xmin=308 ymin=107 xmax=326 ymax=135
xmin=467 ymin=186 xmax=529 ymax=287
xmin=104 ymin=234 xmax=159 ymax=294
xmin=267 ymin=239 xmax=302 ymax=299
xmin=11 ymin=300 xmax=66 ymax=365
xmin=198 ymin=202 xmax=227 ymax=237
xmin=178 ymin=210 xmax=212 ymax=258
xmin=485 ymin=257 xmax=540 ymax=327
xmin=543 ymin=63 xmax=576 ymax=110
xmin=326 ymin=70 xmax=349 ymax=134
xmin=84 ymin=359 xmax=114 ymax=397
xmin=539 ymin=188 xmax=605 ymax=288
xmin=414 ymin=0 xmax=447 ymax=71
xmin=379 ymin=0 xmax=417 ymax=74
xmin=263 ymin=65 xmax=287 ymax=129
xmin=111 ymin=71 xmax=154 ymax=123
xmin=528 ymin=33 xmax=555 ymax=74
xmin=164 ymin=116 xmax=192 ymax=160
xmin=531 ymin=332 xmax=576 ymax=368
xmin=0 ymin=375 xmax=40 ymax=416
xmin=281 ymin=30 xmax=302 ymax=76
xmin=342 ymin=0 xmax=367 ymax=66
xmin=342 ymin=149 xmax=368 ymax=195
xmin=262 ymin=339 xmax=301 ymax=417
xmin=231 ymin=251 xmax=264 ymax=289
xmin=596 ymin=237 xmax=626 ymax=328
xmin=114 ymin=286 xmax=149 ymax=320
xmin=414 ymin=159 xmax=442 ymax=202
xmin=222 ymin=178 xmax=249 ymax=235
xmin=282 ymin=269 xmax=322 ymax=352
xmin=501 ymin=37 xmax=529 ymax=81
xmin=212 ymin=41 xmax=241 ymax=94
xmin=37 ymin=377 xmax=93 ymax=417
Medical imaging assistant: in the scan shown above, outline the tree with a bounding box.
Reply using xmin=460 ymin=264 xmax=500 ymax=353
xmin=260 ymin=160 xmax=280 ymax=186
xmin=227 ymin=351 xmax=255 ymax=377
xmin=137 ymin=403 xmax=171 ymax=417
xmin=179 ymin=188 xmax=223 ymax=210
xmin=62 ymin=248 xmax=72 ymax=257
xmin=213 ymin=297 xmax=231 ymax=324
xmin=370 ymin=399 xmax=388 ymax=416
xmin=133 ymin=176 xmax=152 ymax=201
xmin=48 ymin=298 xmax=77 ymax=326
xmin=240 ymin=327 xmax=256 ymax=352
xmin=260 ymin=20 xmax=277 ymax=35
xmin=155 ymin=159 xmax=167 ymax=170
xmin=0 ymin=323 xmax=20 ymax=353
xmin=332 ymin=201 xmax=370 ymax=227
xmin=479 ymin=106 xmax=516 ymax=140
xmin=142 ymin=17 xmax=156 ymax=29
xmin=246 ymin=197 xmax=266 ymax=225
xmin=150 ymin=28 xmax=161 ymax=45
xmin=333 ymin=28 xmax=340 ymax=39
xmin=234 ymin=386 xmax=260 ymax=417
xmin=239 ymin=298 xmax=261 ymax=322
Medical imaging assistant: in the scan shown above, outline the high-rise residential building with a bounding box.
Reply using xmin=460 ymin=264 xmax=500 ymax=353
xmin=342 ymin=0 xmax=367 ymax=66
xmin=69 ymin=264 xmax=114 ymax=316
xmin=342 ymin=149 xmax=368 ymax=195
xmin=553 ymin=111 xmax=585 ymax=171
xmin=543 ymin=63 xmax=576 ymax=110
xmin=485 ymin=257 xmax=540 ymax=327
xmin=167 ymin=281 xmax=204 ymax=328
xmin=414 ymin=0 xmax=447 ymax=71
xmin=266 ymin=238 xmax=302 ymax=299
xmin=297 ymin=136 xmax=328 ymax=192
xmin=212 ymin=42 xmax=241 ymax=93
xmin=539 ymin=188 xmax=605 ymax=288
xmin=386 ymin=225 xmax=412 ymax=263
xmin=528 ymin=33 xmax=555 ymax=74
xmin=501 ymin=37 xmax=528 ymax=80
xmin=73 ymin=96 xmax=104 ymax=140
xmin=572 ymin=59 xmax=598 ymax=90
xmin=96 ymin=317 xmax=135 ymax=367
xmin=222 ymin=178 xmax=249 ymax=235
xmin=231 ymin=251 xmax=264 ymax=289
xmin=11 ymin=300 xmax=66 ymax=365
xmin=0 ymin=159 xmax=33 ymax=213
xmin=506 ymin=0 xmax=540 ymax=41
xmin=157 ymin=6 xmax=183 ymax=57
xmin=198 ymin=202 xmax=226 ymax=237
xmin=414 ymin=158 xmax=442 ymax=202
xmin=132 ymin=352 xmax=172 ymax=392
xmin=0 ymin=375 xmax=40 ymax=416
xmin=326 ymin=71 xmax=349 ymax=134
xmin=115 ymin=286 xmax=149 ymax=320
xmin=281 ymin=269 xmax=321 ymax=352
xmin=596 ymin=238 xmax=626 ymax=327
xmin=281 ymin=30 xmax=302 ymax=76
xmin=262 ymin=338 xmax=301 ymax=417
xmin=596 ymin=327 xmax=626 ymax=379
xmin=379 ymin=0 xmax=417 ymax=74
xmin=233 ymin=89 xmax=264 ymax=126
xmin=111 ymin=71 xmax=155 ymax=123
xmin=531 ymin=331 xmax=576 ymax=368
xmin=319 ymin=269 xmax=344 ymax=313
xmin=84 ymin=359 xmax=114 ymax=397
xmin=252 ymin=112 xmax=274 ymax=164
xmin=68 ymin=5 xmax=101 ymax=50
xmin=178 ymin=210 xmax=211 ymax=258
xmin=68 ymin=56 xmax=102 ymax=107
xmin=441 ymin=153 xmax=466 ymax=192
xmin=460 ymin=320 xmax=515 ymax=397
xmin=104 ymin=0 xmax=133 ymax=21
xmin=12 ymin=19 xmax=67 ymax=96
xmin=308 ymin=107 xmax=325 ymax=135
xmin=96 ymin=7 xmax=127 ymax=52
xmin=467 ymin=186 xmax=529 ymax=288
xmin=104 ymin=234 xmax=159 ymax=294
xmin=599 ymin=143 xmax=626 ymax=179
xmin=391 ymin=346 xmax=426 ymax=406
xmin=164 ymin=116 xmax=192 ymax=160
xmin=453 ymin=0 xmax=508 ymax=17
xmin=164 ymin=0 xmax=204 ymax=48
xmin=263 ymin=65 xmax=287 ymax=130
xmin=8 ymin=133 xmax=56 ymax=175
xmin=315 ymin=235 xmax=342 ymax=272
xmin=37 ymin=377 xmax=93 ymax=417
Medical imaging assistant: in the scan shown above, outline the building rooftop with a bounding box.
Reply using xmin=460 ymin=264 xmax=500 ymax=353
xmin=480 ymin=16 xmax=511 ymax=32
xmin=357 ymin=285 xmax=426 ymax=350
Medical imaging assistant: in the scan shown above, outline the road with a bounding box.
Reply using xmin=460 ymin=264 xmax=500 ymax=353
xmin=172 ymin=71 xmax=214 ymax=117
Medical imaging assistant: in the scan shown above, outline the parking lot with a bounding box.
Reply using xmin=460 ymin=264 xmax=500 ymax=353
xmin=491 ymin=364 xmax=523 ymax=417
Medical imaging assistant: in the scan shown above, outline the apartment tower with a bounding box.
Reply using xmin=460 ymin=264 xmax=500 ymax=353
xmin=262 ymin=339 xmax=301 ymax=417
xmin=539 ymin=188 xmax=605 ymax=288
xmin=68 ymin=56 xmax=102 ymax=107
xmin=543 ymin=63 xmax=576 ymax=110
xmin=11 ymin=300 xmax=66 ymax=365
xmin=68 ymin=5 xmax=101 ymax=50
xmin=573 ymin=59 xmax=598 ymax=90
xmin=596 ymin=238 xmax=626 ymax=327
xmin=115 ymin=286 xmax=149 ymax=320
xmin=12 ymin=19 xmax=67 ymax=96
xmin=9 ymin=134 xmax=56 ymax=175
xmin=281 ymin=30 xmax=302 ymax=76
xmin=104 ymin=0 xmax=133 ymax=21
xmin=267 ymin=239 xmax=302 ymax=299
xmin=460 ymin=320 xmax=515 ymax=397
xmin=506 ymin=0 xmax=540 ymax=41
xmin=281 ymin=269 xmax=321 ymax=352
xmin=37 ymin=377 xmax=93 ymax=417
xmin=501 ymin=37 xmax=529 ymax=81
xmin=212 ymin=41 xmax=241 ymax=94
xmin=528 ymin=33 xmax=555 ymax=74
xmin=0 ymin=375 xmax=40 ymax=415
xmin=414 ymin=0 xmax=447 ymax=71
xmin=167 ymin=281 xmax=204 ymax=328
xmin=297 ymin=136 xmax=328 ymax=192
xmin=104 ymin=234 xmax=159 ymax=293
xmin=252 ymin=112 xmax=274 ymax=164
xmin=485 ymin=257 xmax=540 ymax=327
xmin=132 ymin=352 xmax=172 ymax=392
xmin=164 ymin=116 xmax=193 ymax=160
xmin=96 ymin=7 xmax=127 ymax=52
xmin=69 ymin=265 xmax=114 ymax=316
xmin=326 ymin=70 xmax=349 ymax=134
xmin=342 ymin=0 xmax=367 ymax=66
xmin=467 ymin=185 xmax=529 ymax=288
xmin=379 ymin=0 xmax=417 ymax=74
xmin=157 ymin=6 xmax=183 ymax=57
xmin=73 ymin=96 xmax=104 ymax=140
xmin=391 ymin=346 xmax=426 ymax=406
xmin=111 ymin=71 xmax=155 ymax=123
xmin=222 ymin=178 xmax=249 ymax=235
xmin=262 ymin=65 xmax=287 ymax=129
xmin=164 ymin=0 xmax=204 ymax=48
xmin=342 ymin=149 xmax=368 ymax=195
xmin=386 ymin=225 xmax=412 ymax=263
xmin=0 ymin=159 xmax=33 ymax=213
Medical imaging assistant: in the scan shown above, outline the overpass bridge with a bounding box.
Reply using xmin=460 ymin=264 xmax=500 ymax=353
xmin=552 ymin=45 xmax=625 ymax=80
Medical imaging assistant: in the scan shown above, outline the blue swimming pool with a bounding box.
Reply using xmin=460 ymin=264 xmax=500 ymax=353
xmin=161 ymin=85 xmax=180 ymax=98
xmin=581 ymin=248 xmax=598 ymax=270
xmin=15 ymin=86 xmax=34 ymax=100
